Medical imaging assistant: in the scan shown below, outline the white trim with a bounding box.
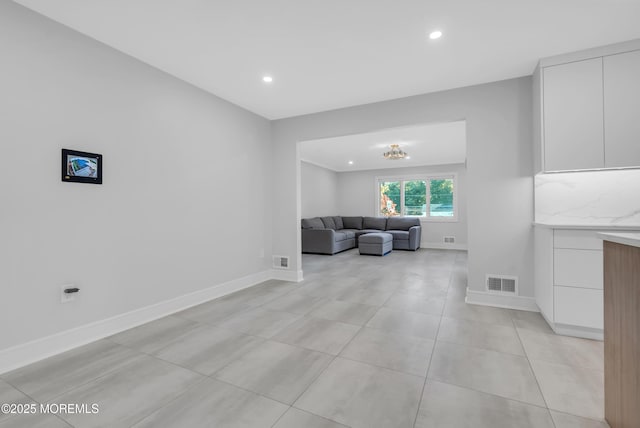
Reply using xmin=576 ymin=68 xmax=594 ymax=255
xmin=421 ymin=242 xmax=468 ymax=251
xmin=465 ymin=288 xmax=539 ymax=312
xmin=0 ymin=269 xmax=290 ymax=375
xmin=552 ymin=323 xmax=603 ymax=341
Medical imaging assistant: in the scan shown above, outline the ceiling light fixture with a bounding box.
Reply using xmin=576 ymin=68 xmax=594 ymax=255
xmin=262 ymin=76 xmax=273 ymax=83
xmin=383 ymin=144 xmax=409 ymax=160
xmin=348 ymin=161 xmax=354 ymax=165
xmin=429 ymin=30 xmax=442 ymax=40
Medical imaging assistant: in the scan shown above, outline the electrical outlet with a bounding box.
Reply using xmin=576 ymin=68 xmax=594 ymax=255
xmin=61 ymin=284 xmax=77 ymax=304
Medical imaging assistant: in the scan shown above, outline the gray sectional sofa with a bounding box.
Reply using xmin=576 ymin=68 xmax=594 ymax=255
xmin=301 ymin=216 xmax=421 ymax=255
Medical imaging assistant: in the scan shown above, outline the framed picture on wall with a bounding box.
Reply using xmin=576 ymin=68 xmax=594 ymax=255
xmin=61 ymin=149 xmax=103 ymax=184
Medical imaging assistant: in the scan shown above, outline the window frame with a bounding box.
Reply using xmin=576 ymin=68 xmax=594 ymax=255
xmin=375 ymin=173 xmax=458 ymax=222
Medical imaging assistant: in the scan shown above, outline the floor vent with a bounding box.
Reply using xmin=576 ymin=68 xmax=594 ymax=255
xmin=272 ymin=255 xmax=289 ymax=270
xmin=443 ymin=236 xmax=455 ymax=244
xmin=486 ymin=274 xmax=518 ymax=294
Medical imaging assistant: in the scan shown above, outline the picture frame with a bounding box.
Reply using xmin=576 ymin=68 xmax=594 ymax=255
xmin=61 ymin=149 xmax=103 ymax=184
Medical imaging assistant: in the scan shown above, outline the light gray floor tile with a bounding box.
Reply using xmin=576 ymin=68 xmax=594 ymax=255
xmin=132 ymin=377 xmax=288 ymax=428
xmin=443 ymin=299 xmax=514 ymax=326
xmin=308 ymin=300 xmax=379 ymax=326
xmin=335 ymin=286 xmax=393 ymax=306
xmin=216 ymin=307 xmax=302 ymax=338
xmin=3 ymin=340 xmax=141 ymax=402
xmin=175 ymin=298 xmax=252 ymax=325
xmin=218 ymin=280 xmax=298 ymax=307
xmin=296 ymin=281 xmax=353 ymax=299
xmin=340 ymin=327 xmax=434 ymax=376
xmin=437 ymin=317 xmax=525 ymax=356
xmin=294 ymin=357 xmax=423 ymax=428
xmin=49 ymin=355 xmax=203 ymax=428
xmin=273 ymin=408 xmax=349 ymax=428
xmin=530 ymin=359 xmax=604 ymax=420
xmin=518 ymin=329 xmax=603 ymax=370
xmin=215 ymin=340 xmax=332 ymax=404
xmin=263 ymin=292 xmax=328 ymax=315
xmin=366 ymin=307 xmax=440 ymax=340
xmin=415 ymin=380 xmax=554 ymax=428
xmin=428 ymin=341 xmax=545 ymax=406
xmin=273 ymin=316 xmax=360 ymax=355
xmin=511 ymin=310 xmax=554 ymax=334
xmin=108 ymin=315 xmax=198 ymax=354
xmin=0 ymin=380 xmax=34 ymax=423
xmin=0 ymin=413 xmax=71 ymax=428
xmin=549 ymin=410 xmax=610 ymax=428
xmin=383 ymin=292 xmax=445 ymax=315
xmin=153 ymin=324 xmax=265 ymax=375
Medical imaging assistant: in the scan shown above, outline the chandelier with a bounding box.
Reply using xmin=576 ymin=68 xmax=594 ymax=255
xmin=383 ymin=144 xmax=408 ymax=160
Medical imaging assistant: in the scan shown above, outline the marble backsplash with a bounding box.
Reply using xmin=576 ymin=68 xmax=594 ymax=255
xmin=535 ymin=169 xmax=640 ymax=226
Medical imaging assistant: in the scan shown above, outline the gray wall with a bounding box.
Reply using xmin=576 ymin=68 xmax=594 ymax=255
xmin=0 ymin=2 xmax=272 ymax=352
xmin=272 ymin=77 xmax=533 ymax=297
xmin=336 ymin=163 xmax=468 ymax=247
xmin=300 ymin=161 xmax=338 ymax=218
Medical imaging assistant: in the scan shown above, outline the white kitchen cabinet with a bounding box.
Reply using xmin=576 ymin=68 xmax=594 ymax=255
xmin=554 ymin=286 xmax=603 ymax=330
xmin=536 ymin=40 xmax=640 ymax=172
xmin=553 ymin=249 xmax=603 ymax=289
xmin=543 ymin=58 xmax=604 ymax=171
xmin=604 ymin=49 xmax=640 ymax=168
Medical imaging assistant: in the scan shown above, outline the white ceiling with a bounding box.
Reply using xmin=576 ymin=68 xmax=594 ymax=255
xmin=300 ymin=121 xmax=466 ymax=172
xmin=13 ymin=0 xmax=640 ymax=119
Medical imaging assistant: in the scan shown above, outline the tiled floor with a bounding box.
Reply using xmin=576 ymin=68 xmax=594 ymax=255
xmin=0 ymin=249 xmax=609 ymax=427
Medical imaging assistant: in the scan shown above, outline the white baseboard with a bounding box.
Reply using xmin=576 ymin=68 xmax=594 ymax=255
xmin=553 ymin=324 xmax=603 ymax=341
xmin=422 ymin=242 xmax=468 ymax=251
xmin=0 ymin=269 xmax=279 ymax=375
xmin=465 ymin=288 xmax=539 ymax=312
xmin=271 ymin=269 xmax=304 ymax=282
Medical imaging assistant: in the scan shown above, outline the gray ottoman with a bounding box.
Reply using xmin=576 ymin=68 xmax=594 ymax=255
xmin=359 ymin=232 xmax=393 ymax=256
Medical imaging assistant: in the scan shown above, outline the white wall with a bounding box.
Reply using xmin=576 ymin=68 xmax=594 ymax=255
xmin=336 ymin=164 xmax=468 ymax=247
xmin=535 ymin=169 xmax=640 ymax=226
xmin=0 ymin=3 xmax=272 ymax=353
xmin=300 ymin=161 xmax=338 ymax=218
xmin=272 ymin=77 xmax=534 ymax=299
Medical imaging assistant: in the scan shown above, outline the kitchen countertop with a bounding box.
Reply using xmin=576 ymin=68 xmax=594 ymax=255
xmin=598 ymin=232 xmax=640 ymax=248
xmin=533 ymin=222 xmax=640 ymax=230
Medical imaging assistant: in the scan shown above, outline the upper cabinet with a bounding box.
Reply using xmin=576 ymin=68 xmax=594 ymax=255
xmin=535 ymin=41 xmax=640 ymax=173
xmin=604 ymin=50 xmax=640 ymax=168
xmin=543 ymin=58 xmax=604 ymax=171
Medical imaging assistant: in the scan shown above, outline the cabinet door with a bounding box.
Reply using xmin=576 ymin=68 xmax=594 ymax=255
xmin=604 ymin=50 xmax=640 ymax=168
xmin=543 ymin=58 xmax=604 ymax=171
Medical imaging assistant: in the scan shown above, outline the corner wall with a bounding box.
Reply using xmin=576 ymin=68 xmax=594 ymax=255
xmin=272 ymin=77 xmax=534 ymax=300
xmin=0 ymin=3 xmax=272 ymax=358
xmin=300 ymin=161 xmax=338 ymax=218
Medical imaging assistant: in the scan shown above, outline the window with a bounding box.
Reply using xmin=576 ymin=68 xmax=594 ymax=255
xmin=377 ymin=175 xmax=457 ymax=221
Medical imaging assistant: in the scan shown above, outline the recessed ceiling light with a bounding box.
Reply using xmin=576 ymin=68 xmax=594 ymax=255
xmin=348 ymin=161 xmax=354 ymax=165
xmin=262 ymin=76 xmax=273 ymax=83
xmin=429 ymin=30 xmax=442 ymax=40
xmin=406 ymin=156 xmax=411 ymax=160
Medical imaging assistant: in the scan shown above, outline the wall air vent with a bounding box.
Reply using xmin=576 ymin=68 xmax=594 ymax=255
xmin=443 ymin=236 xmax=455 ymax=244
xmin=486 ymin=274 xmax=518 ymax=294
xmin=272 ymin=255 xmax=289 ymax=270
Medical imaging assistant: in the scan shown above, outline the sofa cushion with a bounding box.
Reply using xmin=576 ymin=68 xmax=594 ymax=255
xmin=386 ymin=217 xmax=420 ymax=231
xmin=321 ymin=216 xmax=337 ymax=230
xmin=301 ymin=217 xmax=325 ymax=229
xmin=387 ymin=230 xmax=410 ymax=240
xmin=333 ymin=216 xmax=344 ymax=230
xmin=363 ymin=216 xmax=387 ymax=230
xmin=342 ymin=216 xmax=363 ymax=230
xmin=334 ymin=231 xmax=350 ymax=242
xmin=341 ymin=230 xmax=356 ymax=239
